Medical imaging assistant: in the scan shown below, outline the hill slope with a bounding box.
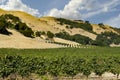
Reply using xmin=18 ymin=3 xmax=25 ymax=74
xmin=0 ymin=9 xmax=120 ymax=48
xmin=0 ymin=29 xmax=65 ymax=49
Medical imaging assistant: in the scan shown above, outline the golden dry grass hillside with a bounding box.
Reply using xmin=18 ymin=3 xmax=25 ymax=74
xmin=91 ymin=24 xmax=118 ymax=34
xmin=0 ymin=9 xmax=120 ymax=48
xmin=0 ymin=29 xmax=65 ymax=49
xmin=0 ymin=9 xmax=119 ymax=38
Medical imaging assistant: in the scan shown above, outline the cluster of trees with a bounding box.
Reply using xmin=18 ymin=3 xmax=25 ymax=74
xmin=55 ymin=31 xmax=120 ymax=46
xmin=0 ymin=14 xmax=34 ymax=37
xmin=0 ymin=55 xmax=119 ymax=79
xmin=35 ymin=31 xmax=41 ymax=37
xmin=55 ymin=31 xmax=93 ymax=45
xmin=56 ymin=18 xmax=93 ymax=32
xmin=0 ymin=20 xmax=12 ymax=35
xmin=14 ymin=22 xmax=33 ymax=37
xmin=35 ymin=31 xmax=54 ymax=38
xmin=111 ymin=27 xmax=120 ymax=34
xmin=47 ymin=31 xmax=54 ymax=38
xmin=55 ymin=19 xmax=120 ymax=46
xmin=1 ymin=14 xmax=20 ymax=23
xmin=98 ymin=23 xmax=107 ymax=29
xmin=0 ymin=15 xmax=12 ymax=35
xmin=93 ymin=32 xmax=120 ymax=46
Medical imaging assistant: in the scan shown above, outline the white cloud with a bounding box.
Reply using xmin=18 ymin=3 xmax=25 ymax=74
xmin=46 ymin=0 xmax=83 ymax=19
xmin=46 ymin=0 xmax=120 ymax=20
xmin=0 ymin=0 xmax=40 ymax=16
xmin=105 ymin=14 xmax=120 ymax=28
xmin=82 ymin=0 xmax=118 ymax=19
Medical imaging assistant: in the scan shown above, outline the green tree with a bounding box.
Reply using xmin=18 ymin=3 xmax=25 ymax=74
xmin=35 ymin=31 xmax=41 ymax=37
xmin=47 ymin=31 xmax=54 ymax=38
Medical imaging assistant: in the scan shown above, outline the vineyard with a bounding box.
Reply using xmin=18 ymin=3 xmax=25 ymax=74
xmin=0 ymin=47 xmax=120 ymax=80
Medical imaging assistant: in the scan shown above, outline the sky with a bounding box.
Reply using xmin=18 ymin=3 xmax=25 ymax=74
xmin=0 ymin=0 xmax=120 ymax=28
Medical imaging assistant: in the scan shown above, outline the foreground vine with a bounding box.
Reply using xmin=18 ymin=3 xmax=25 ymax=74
xmin=0 ymin=55 xmax=120 ymax=79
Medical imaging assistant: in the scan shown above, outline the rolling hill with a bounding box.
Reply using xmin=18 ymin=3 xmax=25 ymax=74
xmin=0 ymin=9 xmax=120 ymax=48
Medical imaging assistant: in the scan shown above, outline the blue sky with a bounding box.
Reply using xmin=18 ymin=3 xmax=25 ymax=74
xmin=23 ymin=0 xmax=70 ymax=13
xmin=0 ymin=0 xmax=120 ymax=28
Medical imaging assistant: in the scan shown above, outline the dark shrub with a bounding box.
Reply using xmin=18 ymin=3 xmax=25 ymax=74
xmin=47 ymin=31 xmax=54 ymax=38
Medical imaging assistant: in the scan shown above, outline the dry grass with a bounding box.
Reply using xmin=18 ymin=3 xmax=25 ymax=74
xmin=92 ymin=24 xmax=118 ymax=34
xmin=0 ymin=29 xmax=64 ymax=49
xmin=0 ymin=9 xmax=119 ymax=48
xmin=53 ymin=37 xmax=80 ymax=45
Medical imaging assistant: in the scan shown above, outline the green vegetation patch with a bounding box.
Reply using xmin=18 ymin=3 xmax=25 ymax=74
xmin=56 ymin=18 xmax=93 ymax=32
xmin=0 ymin=47 xmax=120 ymax=79
xmin=0 ymin=14 xmax=34 ymax=37
xmin=55 ymin=31 xmax=120 ymax=46
xmin=93 ymin=32 xmax=120 ymax=46
xmin=55 ymin=32 xmax=93 ymax=45
xmin=111 ymin=27 xmax=120 ymax=34
xmin=0 ymin=47 xmax=120 ymax=58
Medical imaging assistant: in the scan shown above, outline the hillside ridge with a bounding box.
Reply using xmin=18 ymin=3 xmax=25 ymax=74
xmin=0 ymin=9 xmax=120 ymax=48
